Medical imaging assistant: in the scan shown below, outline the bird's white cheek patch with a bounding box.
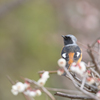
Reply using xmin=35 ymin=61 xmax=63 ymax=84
xmin=76 ymin=52 xmax=80 ymax=57
xmin=62 ymin=53 xmax=66 ymax=58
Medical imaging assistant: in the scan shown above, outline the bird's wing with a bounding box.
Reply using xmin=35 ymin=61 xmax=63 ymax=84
xmin=61 ymin=47 xmax=69 ymax=61
xmin=73 ymin=46 xmax=82 ymax=62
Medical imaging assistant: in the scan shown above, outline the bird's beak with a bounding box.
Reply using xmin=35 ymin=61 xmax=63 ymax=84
xmin=62 ymin=35 xmax=65 ymax=38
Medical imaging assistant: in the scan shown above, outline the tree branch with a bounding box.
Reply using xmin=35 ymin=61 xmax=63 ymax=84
xmin=55 ymin=92 xmax=94 ymax=99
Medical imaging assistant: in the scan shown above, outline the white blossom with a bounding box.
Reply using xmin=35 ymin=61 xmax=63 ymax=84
xmin=11 ymin=89 xmax=18 ymax=95
xmin=70 ymin=61 xmax=86 ymax=76
xmin=37 ymin=71 xmax=50 ymax=86
xmin=86 ymin=77 xmax=95 ymax=85
xmin=29 ymin=91 xmax=36 ymax=97
xmin=36 ymin=89 xmax=42 ymax=96
xmin=57 ymin=58 xmax=66 ymax=68
xmin=24 ymin=82 xmax=30 ymax=89
xmin=96 ymin=91 xmax=100 ymax=98
xmin=15 ymin=82 xmax=26 ymax=92
xmin=11 ymin=82 xmax=26 ymax=95
xmin=37 ymin=78 xmax=46 ymax=86
xmin=57 ymin=69 xmax=64 ymax=76
xmin=42 ymin=71 xmax=50 ymax=79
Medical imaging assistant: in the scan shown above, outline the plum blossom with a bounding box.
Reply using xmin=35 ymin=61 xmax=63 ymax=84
xmin=37 ymin=71 xmax=50 ymax=86
xmin=57 ymin=58 xmax=66 ymax=68
xmin=57 ymin=69 xmax=64 ymax=76
xmin=70 ymin=61 xmax=86 ymax=76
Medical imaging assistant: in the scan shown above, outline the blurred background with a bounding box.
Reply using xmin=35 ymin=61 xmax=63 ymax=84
xmin=0 ymin=0 xmax=100 ymax=100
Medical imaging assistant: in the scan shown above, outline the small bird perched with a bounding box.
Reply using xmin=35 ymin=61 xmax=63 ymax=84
xmin=61 ymin=35 xmax=82 ymax=69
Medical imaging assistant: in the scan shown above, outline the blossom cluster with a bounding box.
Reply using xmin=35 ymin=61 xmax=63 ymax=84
xmin=11 ymin=71 xmax=50 ymax=98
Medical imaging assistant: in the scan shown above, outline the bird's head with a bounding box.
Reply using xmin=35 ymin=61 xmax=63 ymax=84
xmin=62 ymin=35 xmax=77 ymax=46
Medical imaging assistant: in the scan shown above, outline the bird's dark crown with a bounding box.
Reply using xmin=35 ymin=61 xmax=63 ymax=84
xmin=62 ymin=35 xmax=77 ymax=46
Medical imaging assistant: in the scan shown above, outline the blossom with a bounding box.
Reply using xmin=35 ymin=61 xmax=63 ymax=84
xmin=41 ymin=71 xmax=50 ymax=79
xmin=57 ymin=58 xmax=66 ymax=68
xmin=86 ymin=77 xmax=95 ymax=85
xmin=28 ymin=91 xmax=36 ymax=97
xmin=97 ymin=40 xmax=100 ymax=44
xmin=36 ymin=89 xmax=42 ymax=96
xmin=11 ymin=82 xmax=27 ymax=95
xmin=96 ymin=91 xmax=100 ymax=98
xmin=15 ymin=82 xmax=26 ymax=92
xmin=11 ymin=89 xmax=18 ymax=95
xmin=70 ymin=61 xmax=86 ymax=76
xmin=24 ymin=89 xmax=42 ymax=97
xmin=24 ymin=81 xmax=30 ymax=89
xmin=57 ymin=69 xmax=64 ymax=75
xmin=37 ymin=71 xmax=50 ymax=86
xmin=37 ymin=78 xmax=46 ymax=86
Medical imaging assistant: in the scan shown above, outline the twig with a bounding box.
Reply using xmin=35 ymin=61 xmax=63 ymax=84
xmin=81 ymin=74 xmax=87 ymax=89
xmin=87 ymin=44 xmax=100 ymax=72
xmin=46 ymin=87 xmax=83 ymax=94
xmin=24 ymin=78 xmax=56 ymax=100
xmin=6 ymin=75 xmax=15 ymax=85
xmin=69 ymin=73 xmax=98 ymax=93
xmin=90 ymin=68 xmax=100 ymax=78
xmin=91 ymin=37 xmax=100 ymax=47
xmin=55 ymin=92 xmax=94 ymax=99
xmin=77 ymin=41 xmax=100 ymax=55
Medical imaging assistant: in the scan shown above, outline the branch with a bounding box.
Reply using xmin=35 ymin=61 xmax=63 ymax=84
xmin=6 ymin=75 xmax=15 ymax=85
xmin=46 ymin=87 xmax=82 ymax=94
xmin=91 ymin=37 xmax=100 ymax=47
xmin=87 ymin=44 xmax=100 ymax=72
xmin=55 ymin=92 xmax=94 ymax=99
xmin=66 ymin=73 xmax=98 ymax=93
xmin=77 ymin=41 xmax=100 ymax=55
xmin=90 ymin=68 xmax=100 ymax=78
xmin=63 ymin=67 xmax=98 ymax=100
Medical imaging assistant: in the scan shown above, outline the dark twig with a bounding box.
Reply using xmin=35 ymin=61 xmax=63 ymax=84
xmin=55 ymin=92 xmax=94 ymax=99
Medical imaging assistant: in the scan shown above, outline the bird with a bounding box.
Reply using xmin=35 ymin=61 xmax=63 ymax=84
xmin=61 ymin=34 xmax=82 ymax=70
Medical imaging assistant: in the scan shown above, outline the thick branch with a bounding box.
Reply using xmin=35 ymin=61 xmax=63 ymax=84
xmin=46 ymin=87 xmax=82 ymax=94
xmin=55 ymin=92 xmax=94 ymax=99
